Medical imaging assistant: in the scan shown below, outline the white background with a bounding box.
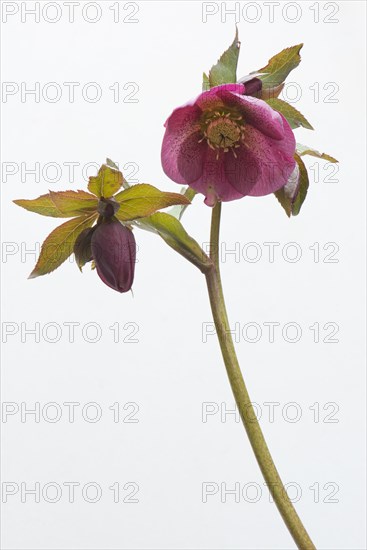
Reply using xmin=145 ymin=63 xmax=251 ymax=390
xmin=1 ymin=1 xmax=366 ymax=549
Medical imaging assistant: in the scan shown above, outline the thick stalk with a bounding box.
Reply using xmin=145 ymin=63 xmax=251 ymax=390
xmin=205 ymin=202 xmax=316 ymax=550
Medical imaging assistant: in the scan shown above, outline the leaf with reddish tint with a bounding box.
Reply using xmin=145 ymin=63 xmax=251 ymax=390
xmin=29 ymin=213 xmax=97 ymax=278
xmin=266 ymin=98 xmax=314 ymax=130
xmin=49 ymin=190 xmax=98 ymax=215
xmin=14 ymin=194 xmax=62 ymax=218
xmin=255 ymin=44 xmax=303 ymax=87
xmin=114 ymin=184 xmax=191 ymax=222
xmin=88 ymin=164 xmax=123 ymax=197
xmin=14 ymin=190 xmax=98 ymax=218
xmin=169 ymin=187 xmax=197 ymax=220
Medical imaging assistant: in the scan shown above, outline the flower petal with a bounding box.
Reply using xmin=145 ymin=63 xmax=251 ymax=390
xmin=224 ymin=146 xmax=263 ymax=196
xmin=219 ymin=91 xmax=286 ymax=140
xmin=196 ymin=83 xmax=245 ymax=111
xmin=226 ymin=118 xmax=296 ymax=197
xmin=162 ymin=128 xmax=206 ymax=185
xmin=161 ymin=103 xmax=204 ymax=184
xmin=188 ymin=147 xmax=245 ymax=203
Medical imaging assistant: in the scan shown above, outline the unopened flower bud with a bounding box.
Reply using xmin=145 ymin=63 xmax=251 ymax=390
xmin=97 ymin=197 xmax=120 ymax=219
xmin=74 ymin=227 xmax=96 ymax=270
xmin=91 ymin=221 xmax=136 ymax=293
xmin=243 ymin=77 xmax=263 ymax=97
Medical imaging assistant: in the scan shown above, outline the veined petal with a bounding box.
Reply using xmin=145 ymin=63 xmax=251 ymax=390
xmin=161 ymin=103 xmax=204 ymax=184
xmin=196 ymin=83 xmax=245 ymax=111
xmin=237 ymin=120 xmax=296 ymax=197
xmin=189 ymin=147 xmax=245 ymax=203
xmin=162 ymin=128 xmax=206 ymax=185
xmin=163 ymin=102 xmax=201 ymax=131
xmin=224 ymin=146 xmax=263 ymax=196
xmin=219 ymin=91 xmax=285 ymax=140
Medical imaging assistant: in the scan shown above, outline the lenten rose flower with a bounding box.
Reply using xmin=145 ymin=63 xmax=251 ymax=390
xmin=161 ymin=83 xmax=296 ymax=206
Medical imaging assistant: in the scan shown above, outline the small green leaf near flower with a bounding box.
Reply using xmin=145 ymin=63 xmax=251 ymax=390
xmin=114 ymin=184 xmax=191 ymax=222
xmin=296 ymin=143 xmax=338 ymax=163
xmin=255 ymin=44 xmax=303 ymax=87
xmin=275 ymin=154 xmax=309 ymax=217
xmin=266 ymin=98 xmax=314 ymax=130
xmin=135 ymin=212 xmax=210 ymax=272
xmin=29 ymin=213 xmax=98 ymax=278
xmin=14 ymin=190 xmax=98 ymax=218
xmin=88 ymin=164 xmax=123 ymax=197
xmin=169 ymin=187 xmax=197 ymax=220
xmin=209 ymin=29 xmax=240 ymax=87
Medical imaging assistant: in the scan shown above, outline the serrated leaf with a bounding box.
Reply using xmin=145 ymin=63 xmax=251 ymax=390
xmin=88 ymin=164 xmax=123 ymax=197
xmin=255 ymin=44 xmax=303 ymax=87
xmin=209 ymin=29 xmax=240 ymax=87
xmin=49 ymin=190 xmax=98 ymax=214
xmin=169 ymin=187 xmax=197 ymax=220
xmin=14 ymin=190 xmax=98 ymax=218
xmin=135 ymin=212 xmax=211 ymax=272
xmin=266 ymin=98 xmax=313 ymax=130
xmin=113 ymin=184 xmax=191 ymax=222
xmin=29 ymin=213 xmax=97 ymax=278
xmin=14 ymin=194 xmax=64 ymax=218
xmin=275 ymin=154 xmax=309 ymax=217
xmin=296 ymin=143 xmax=338 ymax=163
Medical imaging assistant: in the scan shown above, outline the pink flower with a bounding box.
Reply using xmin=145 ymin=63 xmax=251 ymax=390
xmin=161 ymin=83 xmax=296 ymax=206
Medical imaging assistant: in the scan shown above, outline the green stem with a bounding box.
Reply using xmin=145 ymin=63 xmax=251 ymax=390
xmin=205 ymin=202 xmax=316 ymax=550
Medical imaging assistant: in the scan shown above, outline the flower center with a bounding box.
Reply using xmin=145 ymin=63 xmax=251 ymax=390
xmin=200 ymin=112 xmax=245 ymax=158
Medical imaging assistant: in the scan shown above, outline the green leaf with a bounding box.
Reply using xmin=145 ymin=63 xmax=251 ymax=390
xmin=296 ymin=143 xmax=338 ymax=163
xmin=169 ymin=187 xmax=197 ymax=220
xmin=135 ymin=212 xmax=211 ymax=272
xmin=14 ymin=190 xmax=98 ymax=218
xmin=209 ymin=29 xmax=240 ymax=87
xmin=256 ymin=44 xmax=303 ymax=87
xmin=275 ymin=154 xmax=309 ymax=217
xmin=14 ymin=194 xmax=64 ymax=218
xmin=266 ymin=98 xmax=313 ymax=130
xmin=292 ymin=156 xmax=309 ymax=216
xmin=29 ymin=213 xmax=97 ymax=278
xmin=113 ymin=184 xmax=191 ymax=222
xmin=49 ymin=190 xmax=98 ymax=215
xmin=106 ymin=158 xmax=119 ymax=171
xmin=202 ymin=72 xmax=210 ymax=91
xmin=88 ymin=164 xmax=123 ymax=197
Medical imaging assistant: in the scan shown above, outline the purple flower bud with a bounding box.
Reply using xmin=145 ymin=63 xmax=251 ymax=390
xmin=242 ymin=77 xmax=263 ymax=97
xmin=91 ymin=221 xmax=136 ymax=293
xmin=74 ymin=227 xmax=95 ymax=270
xmin=97 ymin=197 xmax=120 ymax=219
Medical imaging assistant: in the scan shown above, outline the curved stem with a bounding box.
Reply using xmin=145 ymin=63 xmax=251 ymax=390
xmin=205 ymin=202 xmax=316 ymax=550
